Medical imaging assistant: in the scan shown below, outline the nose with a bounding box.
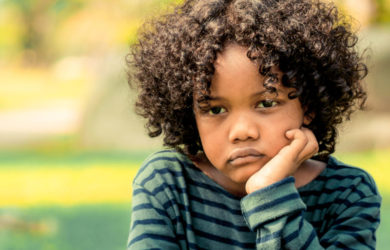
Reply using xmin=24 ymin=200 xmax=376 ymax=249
xmin=228 ymin=113 xmax=260 ymax=143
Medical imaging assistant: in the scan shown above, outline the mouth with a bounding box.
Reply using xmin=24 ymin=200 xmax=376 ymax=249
xmin=228 ymin=148 xmax=264 ymax=166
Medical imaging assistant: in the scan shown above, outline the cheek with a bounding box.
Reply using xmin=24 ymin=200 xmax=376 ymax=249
xmin=195 ymin=118 xmax=227 ymax=166
xmin=263 ymin=117 xmax=303 ymax=154
xmin=199 ymin=129 xmax=223 ymax=156
xmin=196 ymin=118 xmax=219 ymax=149
xmin=265 ymin=129 xmax=289 ymax=155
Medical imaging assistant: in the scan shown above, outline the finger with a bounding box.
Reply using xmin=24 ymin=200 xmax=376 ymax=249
xmin=296 ymin=128 xmax=319 ymax=162
xmin=281 ymin=129 xmax=308 ymax=160
xmin=301 ymin=128 xmax=319 ymax=154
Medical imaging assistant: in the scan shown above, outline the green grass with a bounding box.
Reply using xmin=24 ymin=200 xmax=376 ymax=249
xmin=0 ymin=203 xmax=131 ymax=250
xmin=378 ymin=197 xmax=390 ymax=249
xmin=0 ymin=201 xmax=389 ymax=249
xmin=0 ymin=150 xmax=150 ymax=168
xmin=0 ymin=149 xmax=388 ymax=249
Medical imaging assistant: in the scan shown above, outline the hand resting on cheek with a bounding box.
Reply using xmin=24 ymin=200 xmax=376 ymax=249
xmin=245 ymin=127 xmax=319 ymax=194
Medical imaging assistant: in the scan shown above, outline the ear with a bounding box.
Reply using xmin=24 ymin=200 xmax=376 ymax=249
xmin=303 ymin=112 xmax=315 ymax=125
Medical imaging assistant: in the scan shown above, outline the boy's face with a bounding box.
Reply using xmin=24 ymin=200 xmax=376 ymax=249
xmin=193 ymin=43 xmax=310 ymax=186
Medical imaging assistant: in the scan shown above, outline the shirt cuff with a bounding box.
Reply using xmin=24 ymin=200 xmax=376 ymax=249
xmin=241 ymin=177 xmax=306 ymax=231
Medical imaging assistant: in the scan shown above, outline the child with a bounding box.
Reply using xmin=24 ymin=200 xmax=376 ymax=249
xmin=127 ymin=0 xmax=381 ymax=249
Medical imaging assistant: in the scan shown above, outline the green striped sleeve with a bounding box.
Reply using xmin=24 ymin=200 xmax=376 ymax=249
xmin=241 ymin=172 xmax=380 ymax=250
xmin=127 ymin=182 xmax=181 ymax=249
xmin=241 ymin=177 xmax=313 ymax=249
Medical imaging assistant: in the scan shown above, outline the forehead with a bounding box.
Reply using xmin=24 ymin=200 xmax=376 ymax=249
xmin=214 ymin=44 xmax=253 ymax=70
xmin=211 ymin=43 xmax=282 ymax=93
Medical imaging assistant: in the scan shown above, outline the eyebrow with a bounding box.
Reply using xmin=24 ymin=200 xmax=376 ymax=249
xmin=206 ymin=88 xmax=283 ymax=101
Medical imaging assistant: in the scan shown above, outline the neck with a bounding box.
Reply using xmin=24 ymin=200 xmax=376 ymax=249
xmin=192 ymin=154 xmax=247 ymax=197
xmin=293 ymin=159 xmax=326 ymax=188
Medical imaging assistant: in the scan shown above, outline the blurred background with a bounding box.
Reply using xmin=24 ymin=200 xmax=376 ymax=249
xmin=0 ymin=0 xmax=389 ymax=249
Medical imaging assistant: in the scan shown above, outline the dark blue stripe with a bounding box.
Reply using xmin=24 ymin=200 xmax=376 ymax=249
xmin=256 ymin=229 xmax=282 ymax=244
xmin=131 ymin=219 xmax=166 ymax=230
xmin=193 ymin=245 xmax=208 ymax=250
xmin=138 ymin=201 xmax=187 ymax=230
xmin=321 ymin=234 xmax=374 ymax=250
xmin=139 ymin=167 xmax=184 ymax=186
xmin=139 ymin=170 xmax=158 ymax=186
xmin=188 ymin=242 xmax=204 ymax=250
xmin=285 ymin=210 xmax=304 ymax=225
xmin=133 ymin=185 xmax=175 ymax=202
xmin=187 ymin=176 xmax=239 ymax=200
xmin=332 ymin=226 xmax=374 ymax=249
xmin=192 ymin=211 xmax=250 ymax=232
xmin=301 ymin=229 xmax=316 ymax=249
xmin=314 ymin=173 xmax=377 ymax=195
xmin=193 ymin=229 xmax=255 ymax=248
xmin=168 ymin=202 xmax=250 ymax=233
xmin=332 ymin=214 xmax=379 ymax=230
xmin=136 ymin=153 xmax=188 ymax=179
xmin=356 ymin=213 xmax=380 ymax=223
xmin=334 ymin=224 xmax=375 ymax=234
xmin=134 ymin=181 xmax=187 ymax=198
xmin=137 ymin=164 xmax=242 ymax=215
xmin=354 ymin=201 xmax=381 ymax=208
xmin=321 ymin=240 xmax=354 ymax=249
xmin=284 ymin=228 xmax=299 ymax=245
xmin=128 ymin=232 xmax=185 ymax=246
xmin=298 ymin=211 xmax=304 ymax=230
xmin=306 ymin=198 xmax=380 ymax=212
xmin=309 ymin=219 xmax=326 ymax=230
xmin=132 ymin=203 xmax=168 ymax=217
xmin=133 ymin=187 xmax=153 ymax=196
xmin=333 ymin=241 xmax=354 ymax=249
xmin=135 ymin=199 xmax=249 ymax=236
xmin=246 ymin=193 xmax=300 ymax=216
xmin=307 ymin=209 xmax=379 ymax=229
xmin=189 ymin=194 xmax=242 ymax=215
xmin=135 ymin=199 xmax=252 ymax=234
xmin=300 ymin=184 xmax=367 ymax=200
xmin=326 ymin=160 xmax=355 ymax=170
xmin=284 ymin=214 xmax=304 ymax=244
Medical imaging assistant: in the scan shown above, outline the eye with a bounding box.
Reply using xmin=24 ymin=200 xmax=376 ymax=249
xmin=257 ymin=100 xmax=278 ymax=108
xmin=208 ymin=106 xmax=226 ymax=115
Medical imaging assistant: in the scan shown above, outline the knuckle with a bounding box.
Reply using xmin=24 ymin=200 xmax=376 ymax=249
xmin=313 ymin=142 xmax=319 ymax=152
xmin=302 ymin=135 xmax=309 ymax=144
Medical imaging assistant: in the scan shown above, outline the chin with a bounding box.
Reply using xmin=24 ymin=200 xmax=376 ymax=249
xmin=230 ymin=164 xmax=262 ymax=183
xmin=228 ymin=176 xmax=249 ymax=184
xmin=230 ymin=169 xmax=259 ymax=184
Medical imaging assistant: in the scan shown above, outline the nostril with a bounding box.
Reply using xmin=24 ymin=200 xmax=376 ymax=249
xmin=228 ymin=119 xmax=260 ymax=143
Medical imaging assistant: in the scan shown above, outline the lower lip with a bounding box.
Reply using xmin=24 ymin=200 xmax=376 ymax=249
xmin=229 ymin=155 xmax=264 ymax=166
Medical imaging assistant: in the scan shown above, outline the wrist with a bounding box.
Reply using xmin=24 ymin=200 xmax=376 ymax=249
xmin=245 ymin=173 xmax=292 ymax=194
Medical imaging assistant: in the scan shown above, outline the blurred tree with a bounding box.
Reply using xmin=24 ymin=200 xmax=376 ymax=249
xmin=343 ymin=0 xmax=377 ymax=27
xmin=0 ymin=4 xmax=24 ymax=61
xmin=376 ymin=0 xmax=390 ymax=22
xmin=1 ymin=0 xmax=388 ymax=66
xmin=2 ymin=0 xmax=89 ymax=65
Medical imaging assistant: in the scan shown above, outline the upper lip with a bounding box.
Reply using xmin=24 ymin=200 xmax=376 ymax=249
xmin=228 ymin=147 xmax=263 ymax=162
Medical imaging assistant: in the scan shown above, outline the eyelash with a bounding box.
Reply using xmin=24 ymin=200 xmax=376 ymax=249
xmin=256 ymin=99 xmax=278 ymax=108
xmin=204 ymin=99 xmax=279 ymax=116
xmin=208 ymin=106 xmax=226 ymax=115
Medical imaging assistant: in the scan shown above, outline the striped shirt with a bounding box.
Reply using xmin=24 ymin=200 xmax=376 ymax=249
xmin=127 ymin=150 xmax=381 ymax=249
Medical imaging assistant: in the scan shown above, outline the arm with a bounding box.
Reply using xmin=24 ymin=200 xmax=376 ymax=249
xmin=242 ymin=128 xmax=380 ymax=249
xmin=241 ymin=177 xmax=380 ymax=249
xmin=127 ymin=182 xmax=180 ymax=250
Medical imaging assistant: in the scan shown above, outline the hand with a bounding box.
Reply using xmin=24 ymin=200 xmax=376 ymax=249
xmin=245 ymin=127 xmax=319 ymax=194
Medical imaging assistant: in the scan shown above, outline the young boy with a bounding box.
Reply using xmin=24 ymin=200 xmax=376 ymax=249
xmin=127 ymin=0 xmax=381 ymax=249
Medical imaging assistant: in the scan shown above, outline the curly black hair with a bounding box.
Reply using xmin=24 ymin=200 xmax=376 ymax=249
xmin=127 ymin=0 xmax=367 ymax=160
